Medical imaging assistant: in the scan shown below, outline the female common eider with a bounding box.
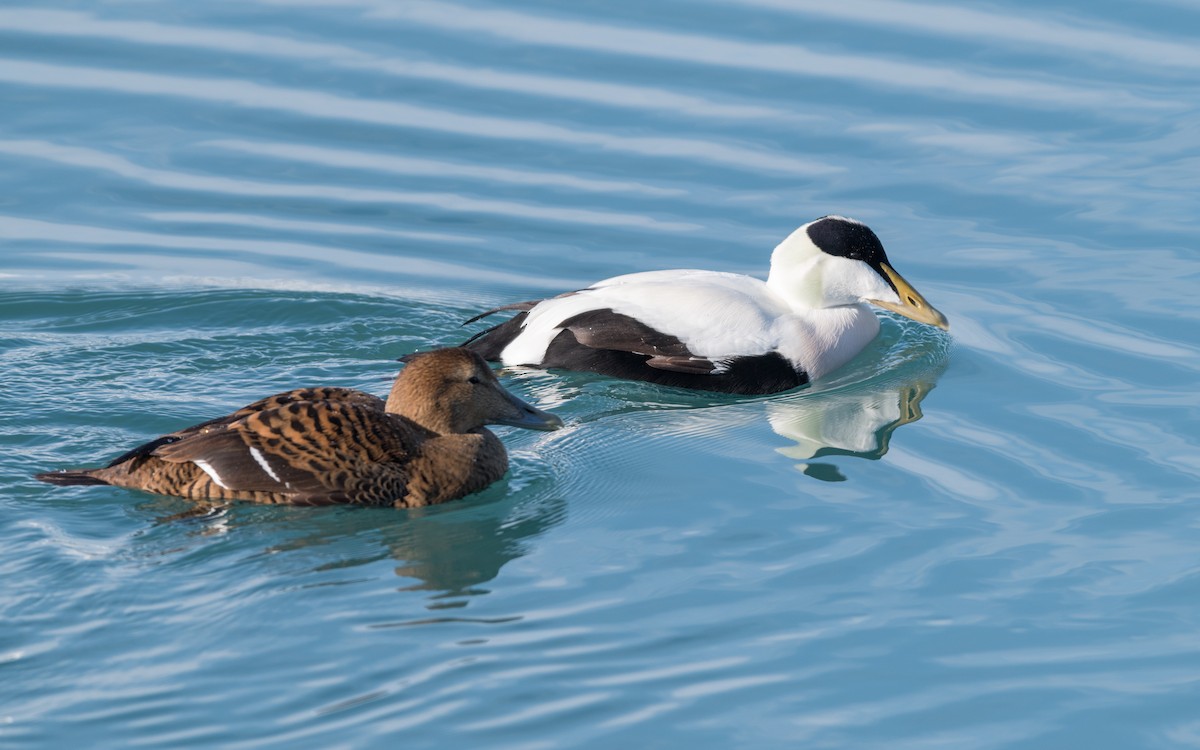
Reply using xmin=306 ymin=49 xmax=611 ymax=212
xmin=35 ymin=348 xmax=562 ymax=507
xmin=464 ymin=216 xmax=948 ymax=395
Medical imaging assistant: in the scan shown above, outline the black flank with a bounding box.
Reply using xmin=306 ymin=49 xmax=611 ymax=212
xmin=543 ymin=328 xmax=806 ymax=395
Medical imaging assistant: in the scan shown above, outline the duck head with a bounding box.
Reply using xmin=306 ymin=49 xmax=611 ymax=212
xmin=766 ymin=215 xmax=948 ymax=330
xmin=388 ymin=348 xmax=563 ymax=435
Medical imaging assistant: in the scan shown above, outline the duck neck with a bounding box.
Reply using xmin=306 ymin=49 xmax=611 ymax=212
xmin=386 ymin=392 xmax=456 ymax=435
xmin=766 ymin=256 xmax=824 ymax=313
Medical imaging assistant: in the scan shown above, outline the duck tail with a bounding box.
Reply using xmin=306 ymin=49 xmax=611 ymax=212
xmin=461 ymin=300 xmax=541 ymax=327
xmin=462 ymin=313 xmax=531 ymax=360
xmin=34 ymin=469 xmax=110 ymax=486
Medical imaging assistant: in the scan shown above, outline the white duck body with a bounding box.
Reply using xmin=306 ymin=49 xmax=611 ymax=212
xmin=464 ymin=216 xmax=947 ymax=395
xmin=499 ymin=269 xmax=882 ymax=382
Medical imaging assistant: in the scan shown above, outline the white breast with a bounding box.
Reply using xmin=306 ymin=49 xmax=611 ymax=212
xmin=771 ymin=305 xmax=880 ymax=381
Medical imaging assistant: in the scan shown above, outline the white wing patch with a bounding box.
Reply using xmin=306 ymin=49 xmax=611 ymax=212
xmin=249 ymin=446 xmax=282 ymax=483
xmin=192 ymin=459 xmax=230 ymax=489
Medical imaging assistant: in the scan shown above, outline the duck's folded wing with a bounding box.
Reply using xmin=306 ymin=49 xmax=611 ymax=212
xmin=151 ymin=400 xmax=420 ymax=501
xmin=103 ymin=387 xmax=386 ymax=470
xmin=218 ymin=387 xmax=386 ymax=423
xmin=557 ymin=309 xmax=717 ymax=374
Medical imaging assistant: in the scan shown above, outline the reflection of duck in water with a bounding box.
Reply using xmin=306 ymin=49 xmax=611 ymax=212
xmin=767 ymin=377 xmax=937 ymax=482
xmin=756 ymin=317 xmax=948 ymax=480
xmin=496 ymin=309 xmax=949 ymax=484
xmin=388 ymin=486 xmax=566 ymax=600
xmin=151 ymin=463 xmax=566 ymax=603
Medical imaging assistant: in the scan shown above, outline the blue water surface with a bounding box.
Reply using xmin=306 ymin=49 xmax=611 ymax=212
xmin=2 ymin=1 xmax=1200 ymax=747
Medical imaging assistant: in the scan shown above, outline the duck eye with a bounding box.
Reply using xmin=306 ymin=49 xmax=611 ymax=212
xmin=468 ymin=375 xmax=481 ymax=384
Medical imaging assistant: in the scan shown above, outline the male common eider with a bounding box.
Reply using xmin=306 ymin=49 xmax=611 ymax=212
xmin=35 ymin=348 xmax=562 ymax=507
xmin=463 ymin=216 xmax=948 ymax=395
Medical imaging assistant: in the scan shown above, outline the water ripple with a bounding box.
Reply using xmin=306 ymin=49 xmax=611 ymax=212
xmin=0 ymin=61 xmax=835 ymax=176
xmin=364 ymin=0 xmax=1176 ymax=111
xmin=202 ymin=139 xmax=682 ymax=197
xmin=0 ymin=140 xmax=694 ymax=231
xmin=0 ymin=7 xmax=798 ymax=122
xmin=730 ymin=0 xmax=1200 ymax=71
xmin=140 ymin=211 xmax=482 ymax=244
xmin=0 ymin=215 xmax=576 ymax=289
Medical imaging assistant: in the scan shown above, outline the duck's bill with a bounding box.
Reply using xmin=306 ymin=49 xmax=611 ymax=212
xmin=869 ymin=262 xmax=949 ymax=331
xmin=495 ymin=389 xmax=564 ymax=431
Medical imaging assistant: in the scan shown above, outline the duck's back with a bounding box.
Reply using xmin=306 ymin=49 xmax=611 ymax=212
xmin=500 ymin=270 xmax=789 ymax=365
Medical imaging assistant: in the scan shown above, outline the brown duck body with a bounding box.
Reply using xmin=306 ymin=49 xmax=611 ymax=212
xmin=63 ymin=389 xmax=508 ymax=507
xmin=36 ymin=349 xmax=560 ymax=508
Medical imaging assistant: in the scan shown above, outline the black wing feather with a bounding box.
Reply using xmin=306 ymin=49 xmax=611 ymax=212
xmin=555 ymin=309 xmax=720 ymax=374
